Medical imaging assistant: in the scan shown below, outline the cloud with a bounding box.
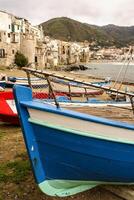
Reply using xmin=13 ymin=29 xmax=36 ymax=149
xmin=0 ymin=0 xmax=134 ymax=26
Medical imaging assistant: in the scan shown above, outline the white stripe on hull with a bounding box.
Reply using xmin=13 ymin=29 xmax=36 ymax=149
xmin=45 ymin=102 xmax=131 ymax=107
xmin=28 ymin=108 xmax=134 ymax=143
xmin=6 ymin=100 xmax=17 ymax=114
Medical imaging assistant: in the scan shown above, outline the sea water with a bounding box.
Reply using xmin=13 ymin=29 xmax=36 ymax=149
xmin=79 ymin=62 xmax=134 ymax=83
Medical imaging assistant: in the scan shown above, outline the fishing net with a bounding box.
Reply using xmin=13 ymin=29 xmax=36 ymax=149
xmin=24 ymin=67 xmax=134 ymax=114
xmin=25 ymin=70 xmax=69 ymax=105
xmin=25 ymin=67 xmax=106 ymax=106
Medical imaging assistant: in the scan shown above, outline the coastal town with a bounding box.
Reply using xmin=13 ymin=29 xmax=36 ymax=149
xmin=0 ymin=10 xmax=133 ymax=70
xmin=0 ymin=6 xmax=134 ymax=200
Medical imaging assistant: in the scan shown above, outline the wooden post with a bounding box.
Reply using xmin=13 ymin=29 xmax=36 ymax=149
xmin=68 ymin=84 xmax=72 ymax=101
xmin=84 ymin=88 xmax=89 ymax=101
xmin=26 ymin=71 xmax=32 ymax=89
xmin=48 ymin=86 xmax=51 ymax=99
xmin=45 ymin=75 xmax=60 ymax=108
xmin=130 ymin=96 xmax=134 ymax=115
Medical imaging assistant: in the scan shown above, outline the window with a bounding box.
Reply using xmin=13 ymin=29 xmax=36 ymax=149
xmin=9 ymin=25 xmax=11 ymax=29
xmin=12 ymin=50 xmax=15 ymax=54
xmin=67 ymin=49 xmax=70 ymax=55
xmin=8 ymin=33 xmax=10 ymax=38
xmin=18 ymin=25 xmax=19 ymax=30
xmin=0 ymin=49 xmax=5 ymax=58
xmin=62 ymin=46 xmax=65 ymax=54
xmin=35 ymin=56 xmax=38 ymax=63
xmin=11 ymin=24 xmax=15 ymax=32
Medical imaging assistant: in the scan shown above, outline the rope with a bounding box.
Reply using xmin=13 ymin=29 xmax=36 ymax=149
xmin=108 ymin=47 xmax=133 ymax=101
xmin=114 ymin=48 xmax=133 ymax=101
xmin=117 ymin=48 xmax=133 ymax=90
xmin=112 ymin=46 xmax=132 ymax=89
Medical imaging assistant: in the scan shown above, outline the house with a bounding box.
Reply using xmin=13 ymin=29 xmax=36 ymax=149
xmin=0 ymin=10 xmax=91 ymax=69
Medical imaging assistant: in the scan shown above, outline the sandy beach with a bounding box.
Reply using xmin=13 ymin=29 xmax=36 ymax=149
xmin=0 ymin=67 xmax=134 ymax=200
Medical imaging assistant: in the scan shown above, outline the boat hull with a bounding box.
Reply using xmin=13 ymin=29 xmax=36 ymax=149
xmin=31 ymin=121 xmax=134 ymax=182
xmin=5 ymin=81 xmax=48 ymax=88
xmin=13 ymin=85 xmax=134 ymax=196
xmin=0 ymin=91 xmax=67 ymax=125
xmin=52 ymin=81 xmax=104 ymax=96
xmin=31 ymin=121 xmax=134 ymax=196
xmin=0 ymin=94 xmax=18 ymax=125
xmin=0 ymin=113 xmax=19 ymax=125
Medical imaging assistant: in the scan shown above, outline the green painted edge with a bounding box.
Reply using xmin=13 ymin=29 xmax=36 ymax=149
xmin=28 ymin=117 xmax=134 ymax=145
xmin=38 ymin=179 xmax=134 ymax=197
xmin=38 ymin=179 xmax=98 ymax=197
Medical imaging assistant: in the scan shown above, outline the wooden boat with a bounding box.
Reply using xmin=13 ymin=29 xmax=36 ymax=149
xmin=108 ymin=92 xmax=127 ymax=101
xmin=48 ymin=77 xmax=108 ymax=97
xmin=0 ymin=91 xmax=18 ymax=125
xmin=5 ymin=79 xmax=48 ymax=89
xmin=51 ymin=82 xmax=104 ymax=97
xmin=0 ymin=90 xmax=130 ymax=125
xmin=13 ymin=85 xmax=134 ymax=197
xmin=51 ymin=77 xmax=111 ymax=87
xmin=45 ymin=97 xmax=131 ymax=108
xmin=0 ymin=75 xmax=48 ymax=88
xmin=0 ymin=91 xmax=66 ymax=125
xmin=8 ymin=76 xmax=42 ymax=81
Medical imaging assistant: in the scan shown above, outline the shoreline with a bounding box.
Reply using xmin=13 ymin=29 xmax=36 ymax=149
xmin=89 ymin=59 xmax=134 ymax=64
xmin=0 ymin=65 xmax=134 ymax=87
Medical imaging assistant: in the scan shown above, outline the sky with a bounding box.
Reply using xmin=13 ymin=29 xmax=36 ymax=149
xmin=0 ymin=0 xmax=134 ymax=26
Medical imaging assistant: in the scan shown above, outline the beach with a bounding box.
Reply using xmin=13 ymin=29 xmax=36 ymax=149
xmin=0 ymin=67 xmax=134 ymax=200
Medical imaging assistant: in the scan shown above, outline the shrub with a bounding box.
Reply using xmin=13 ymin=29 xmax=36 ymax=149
xmin=14 ymin=51 xmax=28 ymax=68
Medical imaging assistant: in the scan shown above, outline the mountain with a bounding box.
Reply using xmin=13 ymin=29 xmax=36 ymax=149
xmin=40 ymin=17 xmax=134 ymax=47
xmin=101 ymin=24 xmax=134 ymax=46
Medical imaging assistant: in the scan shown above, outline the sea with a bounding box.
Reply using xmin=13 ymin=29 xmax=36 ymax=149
xmin=78 ymin=62 xmax=134 ymax=83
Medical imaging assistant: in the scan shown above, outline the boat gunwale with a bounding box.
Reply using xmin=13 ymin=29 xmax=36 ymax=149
xmin=28 ymin=117 xmax=134 ymax=145
xmin=20 ymin=100 xmax=134 ymax=130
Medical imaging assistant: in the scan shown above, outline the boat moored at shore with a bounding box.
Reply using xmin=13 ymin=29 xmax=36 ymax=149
xmin=13 ymin=85 xmax=134 ymax=197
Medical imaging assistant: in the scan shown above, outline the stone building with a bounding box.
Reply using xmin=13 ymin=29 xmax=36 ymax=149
xmin=0 ymin=10 xmax=43 ymax=67
xmin=0 ymin=10 xmax=91 ymax=69
xmin=0 ymin=11 xmax=20 ymax=66
xmin=58 ymin=41 xmax=90 ymax=65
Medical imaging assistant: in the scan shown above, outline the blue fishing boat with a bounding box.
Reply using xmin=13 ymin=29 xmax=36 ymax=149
xmin=8 ymin=76 xmax=41 ymax=81
xmin=51 ymin=77 xmax=111 ymax=87
xmin=14 ymin=85 xmax=134 ymax=197
xmin=5 ymin=78 xmax=48 ymax=89
xmin=0 ymin=74 xmax=48 ymax=88
xmin=43 ymin=97 xmax=131 ymax=107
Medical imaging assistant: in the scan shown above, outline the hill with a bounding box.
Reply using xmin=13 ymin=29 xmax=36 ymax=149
xmin=40 ymin=17 xmax=134 ymax=47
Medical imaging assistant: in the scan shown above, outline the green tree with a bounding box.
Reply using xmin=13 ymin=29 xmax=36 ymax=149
xmin=14 ymin=51 xmax=28 ymax=68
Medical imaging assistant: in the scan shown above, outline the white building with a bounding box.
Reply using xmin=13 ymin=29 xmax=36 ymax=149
xmin=0 ymin=10 xmax=44 ymax=67
xmin=0 ymin=10 xmax=91 ymax=68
